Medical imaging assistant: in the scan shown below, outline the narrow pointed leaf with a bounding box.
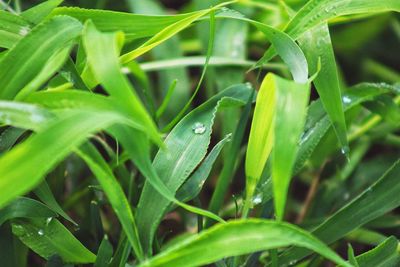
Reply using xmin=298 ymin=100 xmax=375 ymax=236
xmin=76 ymin=143 xmax=144 ymax=261
xmin=0 ymin=109 xmax=126 ymax=208
xmin=299 ymin=23 xmax=348 ymax=153
xmin=11 ymin=218 xmax=96 ymax=263
xmin=82 ymin=21 xmax=161 ymax=146
xmin=279 ymin=160 xmax=400 ymax=265
xmin=0 ymin=197 xmax=56 ymax=226
xmin=136 ymin=84 xmax=253 ymax=253
xmin=0 ymin=16 xmax=82 ymax=100
xmin=138 ymin=219 xmax=351 ymax=267
xmin=21 ymin=0 xmax=63 ymax=24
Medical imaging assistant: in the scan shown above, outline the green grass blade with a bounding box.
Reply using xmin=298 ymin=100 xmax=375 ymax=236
xmin=299 ymin=22 xmax=348 ymax=155
xmin=294 ymin=82 xmax=399 ymax=174
xmin=128 ymin=0 xmax=191 ymax=121
xmin=0 ymin=10 xmax=30 ymax=49
xmin=82 ymin=21 xmax=162 ymax=146
xmin=279 ymin=160 xmax=400 ymax=265
xmin=76 ymin=142 xmax=144 ymax=261
xmin=176 ymin=134 xmax=231 ymax=202
xmin=259 ymin=0 xmax=400 ymax=67
xmin=95 ymin=235 xmax=113 ymax=267
xmin=21 ymin=0 xmax=63 ymax=24
xmin=33 ymin=181 xmax=77 ymax=226
xmin=355 ymin=236 xmax=400 ymax=267
xmin=205 ymin=90 xmax=254 ymax=227
xmin=271 ymin=75 xmax=310 ymax=221
xmin=50 ymin=7 xmax=196 ymax=42
xmin=0 ymin=16 xmax=82 ymax=100
xmin=221 ymin=15 xmax=308 ymax=83
xmin=110 ymin=126 xmax=225 ymax=254
xmin=136 ymin=84 xmax=253 ymax=253
xmin=245 ymin=73 xmax=310 ymax=220
xmin=156 ymin=79 xmax=177 ymax=120
xmin=0 ymin=109 xmax=125 ymax=208
xmin=11 ymin=218 xmax=96 ymax=263
xmin=138 ymin=219 xmax=351 ymax=267
xmin=162 ymin=9 xmax=216 ymax=132
xmin=285 ymin=0 xmax=400 ymax=41
xmin=120 ymin=7 xmax=215 ymax=64
xmin=0 ymin=197 xmax=56 ymax=226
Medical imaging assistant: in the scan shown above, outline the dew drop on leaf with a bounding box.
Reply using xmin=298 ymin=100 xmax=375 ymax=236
xmin=342 ymin=96 xmax=352 ymax=104
xmin=192 ymin=122 xmax=206 ymax=135
xmin=46 ymin=217 xmax=53 ymax=225
xmin=38 ymin=229 xmax=44 ymax=236
xmin=252 ymin=194 xmax=262 ymax=205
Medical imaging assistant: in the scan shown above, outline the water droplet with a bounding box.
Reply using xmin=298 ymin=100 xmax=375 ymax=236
xmin=245 ymin=82 xmax=253 ymax=89
xmin=289 ymin=260 xmax=297 ymax=265
xmin=343 ymin=192 xmax=350 ymax=200
xmin=38 ymin=229 xmax=44 ymax=236
xmin=19 ymin=26 xmax=30 ymax=36
xmin=252 ymin=194 xmax=262 ymax=205
xmin=192 ymin=122 xmax=206 ymax=135
xmin=46 ymin=217 xmax=53 ymax=225
xmin=342 ymin=96 xmax=352 ymax=104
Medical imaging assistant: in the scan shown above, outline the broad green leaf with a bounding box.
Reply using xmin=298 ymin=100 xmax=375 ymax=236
xmin=138 ymin=219 xmax=351 ymax=267
xmin=299 ymin=22 xmax=348 ymax=155
xmin=11 ymin=218 xmax=95 ymax=263
xmin=176 ymin=134 xmax=231 ymax=202
xmin=245 ymin=73 xmax=310 ymax=220
xmin=0 ymin=10 xmax=30 ymax=49
xmin=0 ymin=16 xmax=82 ymax=100
xmin=82 ymin=21 xmax=162 ymax=146
xmin=0 ymin=197 xmax=56 ymax=226
xmin=76 ymin=142 xmax=144 ymax=261
xmin=0 ymin=109 xmax=126 ymax=208
xmin=136 ymin=84 xmax=253 ymax=253
xmin=279 ymin=159 xmax=400 ymax=265
xmin=21 ymin=0 xmax=63 ymax=24
xmin=355 ymin=236 xmax=400 ymax=267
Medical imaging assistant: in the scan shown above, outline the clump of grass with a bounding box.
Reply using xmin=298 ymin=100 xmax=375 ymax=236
xmin=0 ymin=0 xmax=399 ymax=266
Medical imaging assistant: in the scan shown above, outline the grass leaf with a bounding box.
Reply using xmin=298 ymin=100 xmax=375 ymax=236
xmin=0 ymin=16 xmax=82 ymax=99
xmin=138 ymin=219 xmax=351 ymax=267
xmin=11 ymin=218 xmax=96 ymax=263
